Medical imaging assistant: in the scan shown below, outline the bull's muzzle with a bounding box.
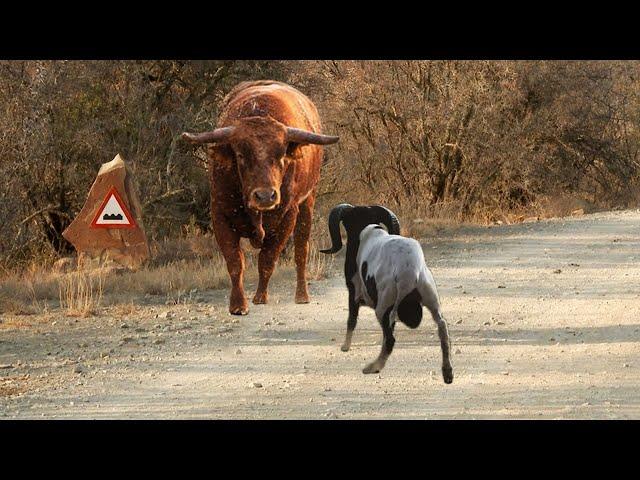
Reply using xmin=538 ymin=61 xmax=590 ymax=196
xmin=249 ymin=188 xmax=280 ymax=211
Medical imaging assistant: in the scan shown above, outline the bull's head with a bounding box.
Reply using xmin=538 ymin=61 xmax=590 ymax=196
xmin=182 ymin=116 xmax=339 ymax=211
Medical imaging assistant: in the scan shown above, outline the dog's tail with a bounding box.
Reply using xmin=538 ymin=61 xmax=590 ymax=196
xmin=397 ymin=288 xmax=423 ymax=329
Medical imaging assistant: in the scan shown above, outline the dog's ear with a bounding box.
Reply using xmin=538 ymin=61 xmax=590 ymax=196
xmin=369 ymin=206 xmax=400 ymax=235
xmin=340 ymin=207 xmax=365 ymax=240
xmin=320 ymin=204 xmax=354 ymax=254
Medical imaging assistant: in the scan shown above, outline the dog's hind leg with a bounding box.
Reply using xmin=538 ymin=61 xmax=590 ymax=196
xmin=363 ymin=305 xmax=396 ymax=374
xmin=426 ymin=303 xmax=453 ymax=384
xmin=419 ymin=271 xmax=453 ymax=384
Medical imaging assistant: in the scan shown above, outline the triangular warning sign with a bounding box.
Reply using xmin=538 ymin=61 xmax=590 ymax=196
xmin=90 ymin=186 xmax=137 ymax=229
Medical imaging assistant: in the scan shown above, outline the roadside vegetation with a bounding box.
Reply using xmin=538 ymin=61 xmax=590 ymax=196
xmin=2 ymin=60 xmax=639 ymax=313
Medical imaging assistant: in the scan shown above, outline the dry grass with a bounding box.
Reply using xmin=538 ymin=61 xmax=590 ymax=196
xmin=58 ymin=271 xmax=104 ymax=317
xmin=149 ymin=229 xmax=219 ymax=266
xmin=0 ymin=293 xmax=32 ymax=316
xmin=0 ymin=208 xmax=443 ymax=315
xmin=0 ymin=204 xmax=520 ymax=317
xmin=112 ymin=301 xmax=137 ymax=316
xmin=535 ymin=195 xmax=598 ymax=219
xmin=0 ymin=263 xmax=58 ymax=315
xmin=392 ymin=202 xmax=471 ymax=241
xmin=0 ymin=228 xmax=337 ymax=315
xmin=105 ymin=256 xmax=233 ymax=302
xmin=390 ymin=194 xmax=602 ymax=240
xmin=0 ymin=195 xmax=604 ymax=318
xmin=464 ymin=195 xmax=599 ymax=226
xmin=306 ymin=243 xmax=334 ymax=281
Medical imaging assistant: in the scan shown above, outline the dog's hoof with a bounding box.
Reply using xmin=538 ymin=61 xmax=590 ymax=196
xmin=443 ymin=367 xmax=454 ymax=384
xmin=362 ymin=363 xmax=381 ymax=374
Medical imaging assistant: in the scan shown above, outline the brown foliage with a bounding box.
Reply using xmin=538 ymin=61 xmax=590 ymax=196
xmin=0 ymin=60 xmax=291 ymax=268
xmin=311 ymin=60 xmax=640 ymax=222
xmin=1 ymin=60 xmax=640 ymax=271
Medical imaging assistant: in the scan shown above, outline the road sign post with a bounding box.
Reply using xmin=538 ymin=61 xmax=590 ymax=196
xmin=62 ymin=154 xmax=150 ymax=269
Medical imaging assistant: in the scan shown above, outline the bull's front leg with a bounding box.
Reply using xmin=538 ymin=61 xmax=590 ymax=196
xmin=293 ymin=193 xmax=315 ymax=304
xmin=253 ymin=207 xmax=298 ymax=305
xmin=212 ymin=214 xmax=248 ymax=315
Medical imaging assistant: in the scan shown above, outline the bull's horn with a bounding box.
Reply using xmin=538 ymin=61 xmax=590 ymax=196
xmin=286 ymin=127 xmax=339 ymax=145
xmin=370 ymin=206 xmax=401 ymax=235
xmin=320 ymin=203 xmax=353 ymax=254
xmin=181 ymin=126 xmax=235 ymax=144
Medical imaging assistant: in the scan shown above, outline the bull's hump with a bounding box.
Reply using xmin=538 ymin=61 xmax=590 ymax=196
xmin=225 ymin=82 xmax=320 ymax=131
xmin=236 ymin=80 xmax=304 ymax=98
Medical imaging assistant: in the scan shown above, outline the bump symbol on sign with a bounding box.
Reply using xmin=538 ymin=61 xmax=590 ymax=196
xmin=91 ymin=186 xmax=137 ymax=229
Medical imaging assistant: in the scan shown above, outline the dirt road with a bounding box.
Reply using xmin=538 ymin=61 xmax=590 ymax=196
xmin=2 ymin=210 xmax=640 ymax=419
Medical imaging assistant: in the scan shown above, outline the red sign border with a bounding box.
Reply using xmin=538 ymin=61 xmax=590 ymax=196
xmin=90 ymin=186 xmax=137 ymax=230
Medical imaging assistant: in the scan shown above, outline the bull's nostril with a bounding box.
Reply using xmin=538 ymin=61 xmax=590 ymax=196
xmin=252 ymin=189 xmax=278 ymax=204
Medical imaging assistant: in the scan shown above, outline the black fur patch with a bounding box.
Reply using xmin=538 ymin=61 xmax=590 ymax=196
xmin=342 ymin=206 xmax=397 ymax=289
xmin=346 ymin=279 xmax=359 ymax=329
xmin=381 ymin=306 xmax=395 ymax=353
xmin=397 ymin=288 xmax=423 ymax=328
xmin=361 ymin=261 xmax=378 ymax=308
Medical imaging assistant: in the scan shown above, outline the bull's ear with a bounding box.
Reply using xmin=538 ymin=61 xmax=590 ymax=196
xmin=286 ymin=141 xmax=304 ymax=159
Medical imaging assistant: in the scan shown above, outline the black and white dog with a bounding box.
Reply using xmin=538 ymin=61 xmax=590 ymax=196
xmin=321 ymin=204 xmax=453 ymax=383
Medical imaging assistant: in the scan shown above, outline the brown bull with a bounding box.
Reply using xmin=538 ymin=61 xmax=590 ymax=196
xmin=182 ymin=81 xmax=339 ymax=315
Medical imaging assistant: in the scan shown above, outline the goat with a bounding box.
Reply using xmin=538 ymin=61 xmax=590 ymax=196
xmin=321 ymin=204 xmax=453 ymax=383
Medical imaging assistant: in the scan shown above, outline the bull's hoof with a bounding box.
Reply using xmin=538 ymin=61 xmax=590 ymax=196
xmin=229 ymin=296 xmax=249 ymax=315
xmin=229 ymin=305 xmax=249 ymax=316
xmin=229 ymin=291 xmax=249 ymax=315
xmin=340 ymin=344 xmax=351 ymax=352
xmin=443 ymin=366 xmax=454 ymax=384
xmin=295 ymin=292 xmax=310 ymax=304
xmin=253 ymin=292 xmax=268 ymax=304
